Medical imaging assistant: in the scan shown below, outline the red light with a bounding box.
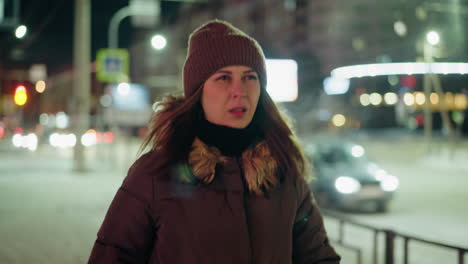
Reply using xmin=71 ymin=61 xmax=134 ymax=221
xmin=0 ymin=126 xmax=4 ymax=138
xmin=103 ymin=132 xmax=114 ymax=144
xmin=14 ymin=127 xmax=23 ymax=134
xmin=400 ymin=76 xmax=417 ymax=89
xmin=415 ymin=114 xmax=424 ymax=127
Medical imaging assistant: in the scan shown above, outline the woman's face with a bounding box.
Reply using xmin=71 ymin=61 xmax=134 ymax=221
xmin=201 ymin=65 xmax=261 ymax=129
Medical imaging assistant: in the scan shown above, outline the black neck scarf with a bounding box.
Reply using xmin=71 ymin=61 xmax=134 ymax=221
xmin=196 ymin=117 xmax=263 ymax=157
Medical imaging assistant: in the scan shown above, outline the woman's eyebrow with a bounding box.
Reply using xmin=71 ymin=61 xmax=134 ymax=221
xmin=215 ymin=70 xmax=232 ymax=74
xmin=214 ymin=69 xmax=256 ymax=75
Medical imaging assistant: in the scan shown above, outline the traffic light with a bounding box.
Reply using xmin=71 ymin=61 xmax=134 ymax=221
xmin=14 ymin=85 xmax=28 ymax=106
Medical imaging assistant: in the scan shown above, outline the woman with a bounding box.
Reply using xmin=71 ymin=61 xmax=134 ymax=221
xmin=88 ymin=19 xmax=340 ymax=264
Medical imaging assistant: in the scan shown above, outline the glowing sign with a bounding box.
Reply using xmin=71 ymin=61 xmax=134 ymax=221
xmin=331 ymin=62 xmax=468 ymax=80
xmin=266 ymin=59 xmax=298 ymax=102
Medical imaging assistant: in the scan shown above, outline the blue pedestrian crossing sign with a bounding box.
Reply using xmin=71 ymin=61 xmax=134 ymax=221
xmin=96 ymin=49 xmax=129 ymax=83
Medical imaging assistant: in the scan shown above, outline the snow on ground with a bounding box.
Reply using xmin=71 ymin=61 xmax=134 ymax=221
xmin=0 ymin=142 xmax=136 ymax=264
xmin=1 ymin=131 xmax=467 ymax=264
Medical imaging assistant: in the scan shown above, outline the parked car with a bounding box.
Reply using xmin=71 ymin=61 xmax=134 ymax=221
xmin=304 ymin=140 xmax=399 ymax=212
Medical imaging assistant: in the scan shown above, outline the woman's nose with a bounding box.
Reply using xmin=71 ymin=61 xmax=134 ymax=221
xmin=230 ymin=79 xmax=247 ymax=97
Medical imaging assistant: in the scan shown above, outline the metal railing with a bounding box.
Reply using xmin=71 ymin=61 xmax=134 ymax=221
xmin=323 ymin=210 xmax=468 ymax=264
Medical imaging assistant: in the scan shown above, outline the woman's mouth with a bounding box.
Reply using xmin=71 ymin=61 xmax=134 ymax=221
xmin=229 ymin=107 xmax=247 ymax=117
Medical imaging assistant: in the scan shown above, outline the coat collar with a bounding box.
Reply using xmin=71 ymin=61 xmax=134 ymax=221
xmin=185 ymin=137 xmax=279 ymax=195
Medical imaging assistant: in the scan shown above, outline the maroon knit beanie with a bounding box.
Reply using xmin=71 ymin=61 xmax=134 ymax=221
xmin=183 ymin=19 xmax=267 ymax=98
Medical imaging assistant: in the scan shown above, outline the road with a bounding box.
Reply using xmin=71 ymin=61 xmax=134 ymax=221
xmin=1 ymin=131 xmax=467 ymax=263
xmin=312 ymin=131 xmax=468 ymax=264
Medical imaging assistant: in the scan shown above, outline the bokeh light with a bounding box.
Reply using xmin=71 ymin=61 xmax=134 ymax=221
xmin=404 ymin=93 xmax=415 ymax=106
xmin=151 ymin=34 xmax=167 ymax=50
xmin=332 ymin=114 xmax=346 ymax=127
xmin=35 ymin=81 xmax=46 ymax=93
xmin=369 ymin=93 xmax=383 ymax=106
xmin=384 ymin=93 xmax=398 ymax=105
xmin=360 ymin=93 xmax=370 ymax=106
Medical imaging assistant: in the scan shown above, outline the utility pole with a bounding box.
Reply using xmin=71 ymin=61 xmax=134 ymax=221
xmin=72 ymin=0 xmax=91 ymax=172
xmin=423 ymin=43 xmax=433 ymax=149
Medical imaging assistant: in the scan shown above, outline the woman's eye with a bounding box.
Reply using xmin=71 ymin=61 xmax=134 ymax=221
xmin=216 ymin=75 xmax=230 ymax=81
xmin=245 ymin=75 xmax=258 ymax=80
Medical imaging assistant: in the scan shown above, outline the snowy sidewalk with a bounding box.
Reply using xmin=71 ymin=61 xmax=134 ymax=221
xmin=0 ymin=143 xmax=135 ymax=264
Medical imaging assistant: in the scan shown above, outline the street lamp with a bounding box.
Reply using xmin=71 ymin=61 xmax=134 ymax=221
xmin=426 ymin=31 xmax=440 ymax=46
xmin=14 ymin=24 xmax=27 ymax=39
xmin=151 ymin=34 xmax=167 ymax=50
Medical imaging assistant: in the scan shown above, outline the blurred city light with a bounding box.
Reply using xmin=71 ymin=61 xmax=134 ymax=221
xmin=14 ymin=85 xmax=28 ymax=106
xmin=39 ymin=113 xmax=49 ymax=126
xmin=0 ymin=126 xmax=4 ymax=139
xmin=430 ymin=93 xmax=439 ymax=105
xmin=12 ymin=134 xmax=22 ymax=148
xmin=323 ymin=76 xmax=350 ymax=95
xmin=380 ymin=174 xmax=399 ymax=192
xmin=384 ymin=92 xmax=398 ymax=105
xmin=331 ymin=62 xmax=468 ymax=79
xmin=375 ymin=169 xmax=388 ymax=182
xmin=103 ymin=132 xmax=114 ymax=144
xmin=335 ymin=176 xmax=361 ymax=194
xmin=359 ymin=94 xmax=370 ymax=106
xmin=356 ymin=91 xmax=468 ymax=110
xmin=332 ymin=114 xmax=346 ymax=127
xmin=25 ymin=133 xmax=38 ymax=151
xmin=117 ymin=82 xmax=130 ymax=96
xmin=15 ymin=25 xmax=27 ymax=39
xmin=49 ymin=133 xmax=77 ymax=148
xmin=351 ymin=145 xmax=365 ymax=157
xmin=393 ymin=20 xmax=407 ymax=37
xmin=426 ymin=31 xmax=440 ymax=46
xmin=35 ymin=80 xmax=46 ymax=93
xmin=404 ymin=93 xmax=415 ymax=106
xmin=369 ymin=93 xmax=383 ymax=106
xmin=454 ymin=94 xmax=467 ymax=109
xmin=445 ymin=92 xmax=454 ymax=106
xmin=265 ymin=59 xmax=298 ymax=102
xmin=151 ymin=34 xmax=167 ymax=50
xmin=12 ymin=133 xmax=38 ymax=151
xmin=415 ymin=92 xmax=426 ymax=105
xmin=56 ymin=112 xmax=69 ymax=129
xmin=81 ymin=129 xmax=98 ymax=147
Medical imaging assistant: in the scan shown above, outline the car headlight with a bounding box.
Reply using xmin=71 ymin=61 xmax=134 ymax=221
xmin=380 ymin=175 xmax=399 ymax=192
xmin=335 ymin=176 xmax=361 ymax=194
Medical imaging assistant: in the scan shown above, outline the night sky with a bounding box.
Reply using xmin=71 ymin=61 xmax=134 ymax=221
xmin=0 ymin=0 xmax=181 ymax=74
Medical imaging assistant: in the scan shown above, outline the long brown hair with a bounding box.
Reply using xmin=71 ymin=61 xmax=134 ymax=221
xmin=140 ymin=88 xmax=309 ymax=180
xmin=255 ymin=91 xmax=309 ymax=180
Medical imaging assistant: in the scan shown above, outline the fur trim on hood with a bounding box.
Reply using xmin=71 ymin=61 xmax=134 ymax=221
xmin=188 ymin=138 xmax=278 ymax=195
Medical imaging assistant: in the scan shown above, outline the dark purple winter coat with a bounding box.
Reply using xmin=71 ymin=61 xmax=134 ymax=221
xmin=88 ymin=138 xmax=340 ymax=263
